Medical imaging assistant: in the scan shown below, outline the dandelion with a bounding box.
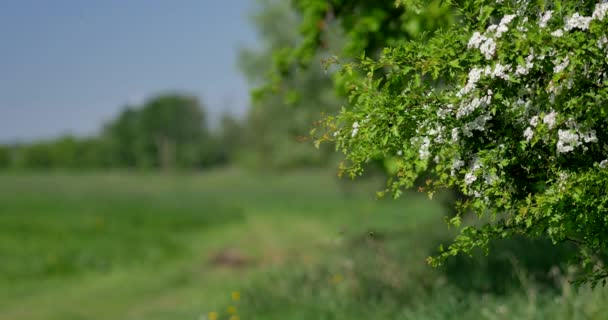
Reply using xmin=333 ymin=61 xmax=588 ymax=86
xmin=208 ymin=312 xmax=219 ymax=320
xmin=227 ymin=306 xmax=237 ymax=315
xmin=331 ymin=273 xmax=344 ymax=284
xmin=231 ymin=291 xmax=241 ymax=301
xmin=230 ymin=316 xmax=240 ymax=320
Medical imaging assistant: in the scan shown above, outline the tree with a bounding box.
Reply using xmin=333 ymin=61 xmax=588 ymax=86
xmin=0 ymin=145 xmax=10 ymax=169
xmin=102 ymin=94 xmax=210 ymax=170
xmin=103 ymin=107 xmax=142 ymax=167
xmin=138 ymin=94 xmax=208 ymax=170
xmin=238 ymin=0 xmax=343 ymax=170
xmin=282 ymin=0 xmax=608 ymax=284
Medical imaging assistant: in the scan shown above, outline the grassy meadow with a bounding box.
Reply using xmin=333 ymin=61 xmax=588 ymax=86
xmin=1 ymin=170 xmax=608 ymax=320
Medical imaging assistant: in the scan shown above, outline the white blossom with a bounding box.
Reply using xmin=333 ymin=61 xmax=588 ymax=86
xmin=593 ymin=3 xmax=608 ymax=21
xmin=597 ymin=36 xmax=608 ymax=49
xmin=580 ymin=129 xmax=598 ymax=143
xmin=451 ymin=128 xmax=460 ymax=144
xmin=458 ymin=67 xmax=484 ymax=97
xmin=553 ymin=56 xmax=570 ymax=73
xmin=539 ymin=10 xmax=553 ymax=28
xmin=543 ymin=111 xmax=558 ymax=129
xmin=479 ymin=37 xmax=497 ymax=59
xmin=564 ymin=13 xmax=592 ymax=31
xmin=467 ymin=32 xmax=487 ymax=49
xmin=351 ymin=122 xmax=360 ymax=137
xmin=556 ymin=128 xmax=597 ymax=154
xmin=484 ymin=172 xmax=498 ymax=185
xmin=464 ymin=158 xmax=483 ymax=185
xmin=419 ymin=137 xmax=431 ymax=160
xmin=600 ymin=159 xmax=608 ymax=169
xmin=557 ymin=129 xmax=580 ymax=153
xmin=529 ymin=116 xmax=539 ymax=127
xmin=457 ymin=94 xmax=492 ymax=119
xmin=494 ymin=14 xmax=517 ymax=38
xmin=524 ymin=127 xmax=534 ymax=141
xmin=551 ymin=29 xmax=564 ymax=37
xmin=451 ymin=157 xmax=465 ymax=176
xmin=462 ymin=114 xmax=493 ymax=137
xmin=464 ymin=172 xmax=477 ymax=185
xmin=491 ymin=63 xmax=511 ymax=80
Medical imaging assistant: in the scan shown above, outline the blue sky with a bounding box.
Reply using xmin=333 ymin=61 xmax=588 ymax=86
xmin=0 ymin=0 xmax=257 ymax=142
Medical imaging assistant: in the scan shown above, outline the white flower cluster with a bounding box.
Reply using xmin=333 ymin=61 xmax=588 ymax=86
xmin=467 ymin=14 xmax=516 ymax=60
xmin=464 ymin=158 xmax=483 ymax=186
xmin=539 ymin=10 xmax=553 ymax=28
xmin=451 ymin=156 xmax=465 ymax=176
xmin=543 ymin=110 xmax=558 ymax=129
xmin=556 ymin=125 xmax=597 ymax=154
xmin=419 ymin=137 xmax=431 ymax=160
xmin=456 ymin=91 xmax=492 ymax=119
xmin=593 ymin=3 xmax=608 ymax=21
xmin=351 ymin=121 xmax=360 ymax=137
xmin=561 ymin=4 xmax=608 ymax=34
xmin=523 ymin=115 xmax=540 ymax=142
xmin=462 ymin=113 xmax=493 ymax=137
xmin=551 ymin=29 xmax=564 ymax=37
xmin=524 ymin=127 xmax=534 ymax=141
xmin=458 ymin=64 xmax=512 ymax=97
xmin=553 ymin=56 xmax=570 ymax=74
xmin=564 ymin=13 xmax=592 ymax=31
xmin=515 ymin=51 xmax=535 ymax=76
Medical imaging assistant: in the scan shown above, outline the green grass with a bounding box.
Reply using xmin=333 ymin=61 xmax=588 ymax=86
xmin=1 ymin=169 xmax=607 ymax=320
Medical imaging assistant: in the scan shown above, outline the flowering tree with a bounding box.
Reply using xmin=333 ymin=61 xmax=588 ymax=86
xmin=279 ymin=0 xmax=608 ymax=284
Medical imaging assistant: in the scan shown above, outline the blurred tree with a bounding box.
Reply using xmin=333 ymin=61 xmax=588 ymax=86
xmin=138 ymin=94 xmax=208 ymax=170
xmin=216 ymin=112 xmax=244 ymax=165
xmin=0 ymin=145 xmax=10 ymax=169
xmin=238 ymin=0 xmax=342 ymax=170
xmin=18 ymin=142 xmax=55 ymax=169
xmin=103 ymin=107 xmax=142 ymax=168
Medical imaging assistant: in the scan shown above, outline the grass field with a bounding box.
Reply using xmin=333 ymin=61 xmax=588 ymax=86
xmin=1 ymin=169 xmax=607 ymax=320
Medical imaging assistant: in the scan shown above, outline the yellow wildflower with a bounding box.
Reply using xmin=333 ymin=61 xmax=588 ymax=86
xmin=227 ymin=305 xmax=237 ymax=315
xmin=331 ymin=274 xmax=343 ymax=284
xmin=208 ymin=312 xmax=218 ymax=320
xmin=231 ymin=291 xmax=241 ymax=301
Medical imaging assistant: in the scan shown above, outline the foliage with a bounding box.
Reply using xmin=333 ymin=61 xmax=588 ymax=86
xmin=238 ymin=0 xmax=343 ymax=170
xmin=285 ymin=0 xmax=608 ymax=283
xmin=1 ymin=93 xmax=235 ymax=171
xmin=0 ymin=145 xmax=11 ymax=169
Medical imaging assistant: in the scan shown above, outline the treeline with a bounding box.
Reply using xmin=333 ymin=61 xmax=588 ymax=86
xmin=0 ymin=0 xmax=342 ymax=172
xmin=0 ymin=94 xmax=242 ymax=171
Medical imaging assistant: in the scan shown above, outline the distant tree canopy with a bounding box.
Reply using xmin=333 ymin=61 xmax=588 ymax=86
xmin=103 ymin=94 xmax=209 ymax=169
xmin=238 ymin=0 xmax=344 ymax=170
xmin=1 ymin=93 xmax=235 ymax=171
xmin=275 ymin=0 xmax=608 ymax=284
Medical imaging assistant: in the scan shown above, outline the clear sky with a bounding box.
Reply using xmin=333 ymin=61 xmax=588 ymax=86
xmin=0 ymin=0 xmax=257 ymax=142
